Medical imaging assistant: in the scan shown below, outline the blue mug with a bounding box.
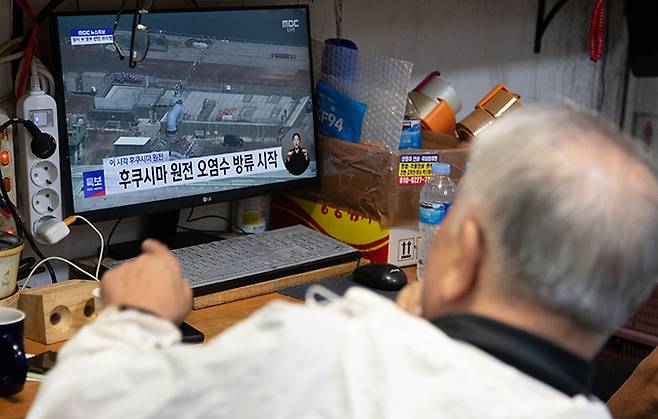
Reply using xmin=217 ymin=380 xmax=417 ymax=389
xmin=0 ymin=307 xmax=27 ymax=397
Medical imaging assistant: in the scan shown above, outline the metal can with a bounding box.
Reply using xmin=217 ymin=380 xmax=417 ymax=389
xmin=231 ymin=196 xmax=270 ymax=234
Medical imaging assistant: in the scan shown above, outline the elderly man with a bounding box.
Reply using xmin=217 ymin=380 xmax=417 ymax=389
xmin=28 ymin=105 xmax=658 ymax=419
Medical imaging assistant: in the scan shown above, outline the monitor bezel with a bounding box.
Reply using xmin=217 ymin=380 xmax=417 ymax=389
xmin=50 ymin=4 xmax=320 ymax=222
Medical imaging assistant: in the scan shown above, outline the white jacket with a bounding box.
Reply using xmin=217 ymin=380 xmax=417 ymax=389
xmin=28 ymin=288 xmax=611 ymax=419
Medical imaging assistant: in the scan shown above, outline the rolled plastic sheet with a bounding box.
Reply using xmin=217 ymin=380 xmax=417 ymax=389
xmin=314 ymin=39 xmax=413 ymax=150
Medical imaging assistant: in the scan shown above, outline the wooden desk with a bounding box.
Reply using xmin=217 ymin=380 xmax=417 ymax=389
xmin=0 ymin=267 xmax=416 ymax=419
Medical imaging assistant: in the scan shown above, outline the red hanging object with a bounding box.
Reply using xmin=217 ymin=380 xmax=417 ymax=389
xmin=589 ymin=0 xmax=606 ymax=62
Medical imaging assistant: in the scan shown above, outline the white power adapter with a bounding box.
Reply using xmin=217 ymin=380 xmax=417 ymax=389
xmin=35 ymin=216 xmax=73 ymax=244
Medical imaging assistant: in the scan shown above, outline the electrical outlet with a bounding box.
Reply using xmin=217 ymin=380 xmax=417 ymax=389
xmin=30 ymin=161 xmax=58 ymax=187
xmin=31 ymin=188 xmax=60 ymax=214
xmin=16 ymin=91 xmax=62 ymax=244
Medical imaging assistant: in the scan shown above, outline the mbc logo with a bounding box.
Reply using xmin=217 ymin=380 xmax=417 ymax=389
xmin=282 ymin=19 xmax=299 ymax=32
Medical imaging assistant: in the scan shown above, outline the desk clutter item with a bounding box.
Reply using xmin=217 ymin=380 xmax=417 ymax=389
xmin=105 ymin=225 xmax=361 ymax=300
xmin=313 ymin=39 xmax=413 ymax=149
xmin=456 ymin=83 xmax=522 ymax=141
xmin=407 ymin=71 xmax=462 ymax=136
xmin=271 ymin=194 xmax=420 ymax=267
xmin=18 ymin=280 xmax=98 ymax=344
xmin=312 ymin=133 xmax=469 ymax=228
xmin=0 ymin=233 xmax=25 ymax=300
xmin=280 ymin=274 xmax=400 ymax=302
xmin=0 ymin=307 xmax=27 ymax=396
xmin=417 ymin=163 xmax=456 ymax=281
xmin=352 ymin=263 xmax=407 ymax=291
xmin=0 ymin=286 xmax=20 ymax=309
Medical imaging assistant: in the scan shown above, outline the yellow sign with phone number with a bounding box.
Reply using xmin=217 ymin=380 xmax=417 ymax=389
xmin=397 ymin=154 xmax=439 ymax=185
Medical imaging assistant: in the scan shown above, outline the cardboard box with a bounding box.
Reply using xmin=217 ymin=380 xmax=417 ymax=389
xmin=310 ymin=132 xmax=469 ymax=228
xmin=271 ymin=194 xmax=420 ymax=266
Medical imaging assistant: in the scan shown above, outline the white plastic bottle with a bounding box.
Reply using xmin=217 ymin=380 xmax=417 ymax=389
xmin=417 ymin=163 xmax=456 ymax=280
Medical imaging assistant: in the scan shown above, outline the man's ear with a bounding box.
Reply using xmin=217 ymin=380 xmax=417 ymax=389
xmin=439 ymin=216 xmax=484 ymax=303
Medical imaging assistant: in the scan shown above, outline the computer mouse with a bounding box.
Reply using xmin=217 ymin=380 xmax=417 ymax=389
xmin=352 ymin=263 xmax=408 ymax=291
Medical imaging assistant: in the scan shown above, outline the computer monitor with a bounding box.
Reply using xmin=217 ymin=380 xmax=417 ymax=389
xmin=50 ymin=5 xmax=318 ymax=223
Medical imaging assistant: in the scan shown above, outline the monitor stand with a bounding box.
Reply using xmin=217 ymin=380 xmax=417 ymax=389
xmin=105 ymin=210 xmax=220 ymax=260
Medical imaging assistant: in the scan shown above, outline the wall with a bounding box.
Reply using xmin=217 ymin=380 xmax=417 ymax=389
xmin=307 ymin=0 xmax=627 ymax=122
xmin=7 ymin=0 xmax=630 ymax=282
xmin=17 ymin=0 xmax=628 ymax=120
xmin=0 ymin=1 xmax=13 ymax=107
xmin=625 ymin=76 xmax=658 ymax=151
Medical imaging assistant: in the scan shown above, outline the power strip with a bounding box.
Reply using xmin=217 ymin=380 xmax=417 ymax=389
xmin=16 ymin=89 xmax=63 ymax=243
xmin=0 ymin=111 xmax=17 ymax=233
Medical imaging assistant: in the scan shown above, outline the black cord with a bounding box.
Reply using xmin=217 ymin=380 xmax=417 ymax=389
xmin=106 ymin=218 xmax=122 ymax=248
xmin=35 ymin=0 xmax=67 ymax=25
xmin=0 ymin=183 xmax=58 ymax=284
xmin=185 ymin=206 xmax=196 ymax=222
xmin=187 ymin=215 xmax=248 ymax=234
xmin=18 ymin=0 xmax=67 ymax=56
xmin=534 ymin=0 xmax=571 ymax=53
xmin=189 ymin=0 xmax=201 ymax=8
xmin=75 ymin=0 xmax=80 ymax=12
xmin=185 ymin=208 xmax=248 ymax=234
xmin=0 ymin=119 xmax=57 ymax=283
xmin=102 ymin=218 xmax=122 ymax=261
xmin=176 ymin=225 xmax=225 ymax=235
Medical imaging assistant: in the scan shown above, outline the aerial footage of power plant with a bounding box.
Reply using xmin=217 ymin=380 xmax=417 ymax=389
xmin=54 ymin=8 xmax=317 ymax=213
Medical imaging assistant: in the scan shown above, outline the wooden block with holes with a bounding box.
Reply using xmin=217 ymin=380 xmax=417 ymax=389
xmin=18 ymin=280 xmax=99 ymax=344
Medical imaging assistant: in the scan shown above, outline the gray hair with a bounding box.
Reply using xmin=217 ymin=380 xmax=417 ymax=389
xmin=455 ymin=104 xmax=658 ymax=333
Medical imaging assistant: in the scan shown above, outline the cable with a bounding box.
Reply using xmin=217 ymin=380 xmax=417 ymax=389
xmin=0 ymin=118 xmax=57 ymax=283
xmin=106 ymin=218 xmax=122 ymax=249
xmin=184 ymin=207 xmax=248 ymax=234
xmin=2 ymin=200 xmax=57 ymax=283
xmin=15 ymin=0 xmax=64 ymax=57
xmin=34 ymin=0 xmax=66 ymax=26
xmin=185 ymin=215 xmax=248 ymax=234
xmin=189 ymin=0 xmax=201 ymax=8
xmin=15 ymin=56 xmax=54 ymax=97
xmin=102 ymin=218 xmax=122 ymax=261
xmin=176 ymin=225 xmax=226 ymax=235
xmin=0 ymin=37 xmax=23 ymax=55
xmin=75 ymin=216 xmax=104 ymax=280
xmin=334 ymin=0 xmax=343 ymax=39
xmin=29 ymin=56 xmax=39 ymax=91
xmin=21 ymin=257 xmax=99 ymax=291
xmin=0 ymin=51 xmax=24 ymax=64
xmin=20 ymin=215 xmax=106 ymax=290
xmin=185 ymin=207 xmax=195 ymax=222
xmin=13 ymin=0 xmax=40 ymax=113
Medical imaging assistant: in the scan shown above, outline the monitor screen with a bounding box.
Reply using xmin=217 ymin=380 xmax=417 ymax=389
xmin=51 ymin=6 xmax=317 ymax=219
